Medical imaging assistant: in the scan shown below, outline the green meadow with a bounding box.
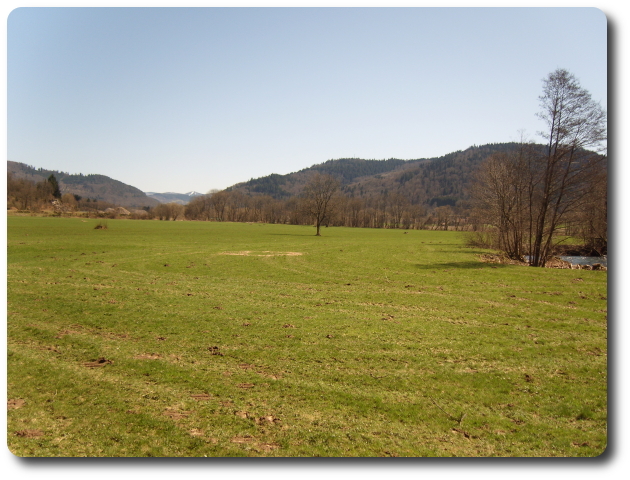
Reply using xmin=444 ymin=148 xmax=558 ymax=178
xmin=7 ymin=216 xmax=607 ymax=457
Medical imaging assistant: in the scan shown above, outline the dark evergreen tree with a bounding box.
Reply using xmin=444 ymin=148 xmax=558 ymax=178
xmin=47 ymin=174 xmax=61 ymax=199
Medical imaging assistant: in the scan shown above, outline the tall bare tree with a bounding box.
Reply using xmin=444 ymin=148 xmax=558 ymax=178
xmin=300 ymin=173 xmax=340 ymax=236
xmin=471 ymin=69 xmax=606 ymax=266
xmin=529 ymin=68 xmax=607 ymax=266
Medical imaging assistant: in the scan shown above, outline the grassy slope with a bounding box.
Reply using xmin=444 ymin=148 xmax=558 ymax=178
xmin=7 ymin=217 xmax=607 ymax=457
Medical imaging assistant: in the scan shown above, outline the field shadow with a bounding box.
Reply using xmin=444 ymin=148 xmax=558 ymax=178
xmin=414 ymin=261 xmax=509 ymax=270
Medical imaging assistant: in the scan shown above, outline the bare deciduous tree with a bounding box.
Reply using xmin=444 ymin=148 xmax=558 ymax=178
xmin=185 ymin=194 xmax=213 ymax=220
xmin=153 ymin=202 xmax=184 ymax=221
xmin=528 ymin=68 xmax=607 ymax=266
xmin=300 ymin=173 xmax=340 ymax=236
xmin=388 ymin=192 xmax=409 ymax=229
xmin=210 ymin=191 xmax=228 ymax=222
xmin=471 ymin=69 xmax=606 ymax=266
xmin=470 ymin=142 xmax=533 ymax=259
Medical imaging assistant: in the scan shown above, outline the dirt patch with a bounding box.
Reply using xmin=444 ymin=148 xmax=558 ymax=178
xmin=237 ymin=383 xmax=255 ymax=389
xmin=256 ymin=415 xmax=280 ymax=425
xmin=164 ymin=409 xmax=191 ymax=419
xmin=8 ymin=399 xmax=25 ymax=410
xmin=15 ymin=429 xmax=44 ymax=438
xmin=83 ymin=357 xmax=113 ymax=368
xmin=219 ymin=251 xmax=303 ymax=257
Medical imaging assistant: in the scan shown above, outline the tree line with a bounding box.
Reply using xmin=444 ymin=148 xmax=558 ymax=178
xmin=179 ymin=179 xmax=466 ymax=231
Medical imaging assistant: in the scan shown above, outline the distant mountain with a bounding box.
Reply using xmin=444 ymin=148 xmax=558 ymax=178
xmin=145 ymin=191 xmax=203 ymax=205
xmin=228 ymin=143 xmax=525 ymax=207
xmin=7 ymin=161 xmax=159 ymax=209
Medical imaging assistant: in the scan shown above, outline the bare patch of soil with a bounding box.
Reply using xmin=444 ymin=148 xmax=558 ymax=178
xmin=15 ymin=429 xmax=44 ymax=438
xmin=234 ymin=411 xmax=280 ymax=425
xmin=8 ymin=399 xmax=26 ymax=410
xmin=164 ymin=409 xmax=191 ymax=419
xmin=255 ymin=415 xmax=280 ymax=425
xmin=83 ymin=357 xmax=113 ymax=368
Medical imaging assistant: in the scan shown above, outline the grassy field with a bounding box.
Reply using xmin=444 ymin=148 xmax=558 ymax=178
xmin=6 ymin=217 xmax=607 ymax=457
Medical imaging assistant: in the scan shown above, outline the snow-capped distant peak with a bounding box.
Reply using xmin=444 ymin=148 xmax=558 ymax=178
xmin=144 ymin=191 xmax=203 ymax=197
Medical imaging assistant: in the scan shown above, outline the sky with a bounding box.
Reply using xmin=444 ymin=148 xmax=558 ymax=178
xmin=6 ymin=5 xmax=608 ymax=194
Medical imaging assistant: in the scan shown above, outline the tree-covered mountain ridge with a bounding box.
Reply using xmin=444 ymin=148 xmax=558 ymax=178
xmin=7 ymin=161 xmax=159 ymax=209
xmin=229 ymin=142 xmax=525 ymax=207
xmin=8 ymin=142 xmax=529 ymax=210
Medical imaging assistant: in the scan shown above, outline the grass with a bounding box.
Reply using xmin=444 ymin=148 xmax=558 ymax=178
xmin=7 ymin=217 xmax=607 ymax=457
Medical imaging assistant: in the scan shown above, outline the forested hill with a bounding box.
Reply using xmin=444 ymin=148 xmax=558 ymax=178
xmin=229 ymin=142 xmax=524 ymax=206
xmin=231 ymin=157 xmax=412 ymax=198
xmin=7 ymin=161 xmax=159 ymax=208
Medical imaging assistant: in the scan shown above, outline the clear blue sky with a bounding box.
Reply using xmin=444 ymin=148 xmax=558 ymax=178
xmin=7 ymin=7 xmax=607 ymax=193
